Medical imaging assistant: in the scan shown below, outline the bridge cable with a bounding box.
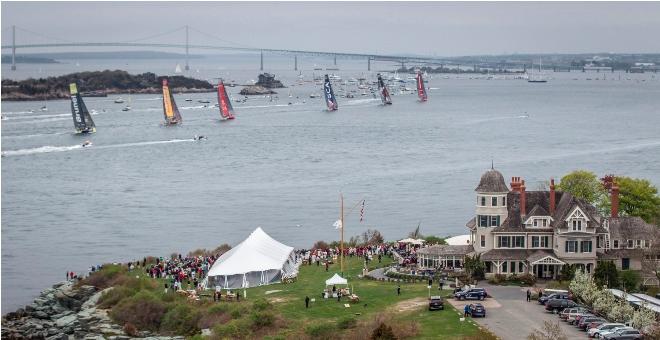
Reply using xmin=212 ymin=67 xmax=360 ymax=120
xmin=117 ymin=26 xmax=186 ymax=44
xmin=187 ymin=26 xmax=256 ymax=50
xmin=15 ymin=26 xmax=76 ymax=43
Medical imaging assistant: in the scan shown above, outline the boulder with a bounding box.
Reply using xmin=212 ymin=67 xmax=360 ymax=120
xmin=55 ymin=314 xmax=77 ymax=328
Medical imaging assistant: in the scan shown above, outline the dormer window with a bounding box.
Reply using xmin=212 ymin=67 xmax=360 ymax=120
xmin=533 ymin=219 xmax=538 ymax=227
xmin=542 ymin=219 xmax=547 ymax=227
xmin=572 ymin=220 xmax=583 ymax=231
xmin=492 ymin=197 xmax=497 ymax=206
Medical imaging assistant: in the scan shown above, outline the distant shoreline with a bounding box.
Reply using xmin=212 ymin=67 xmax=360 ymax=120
xmin=1 ymin=87 xmax=215 ymax=102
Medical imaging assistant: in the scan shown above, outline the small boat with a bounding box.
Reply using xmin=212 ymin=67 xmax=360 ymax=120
xmin=528 ymin=58 xmax=548 ymax=83
xmin=40 ymin=105 xmax=48 ymax=112
xmin=416 ymin=71 xmax=428 ymax=102
xmin=122 ymin=93 xmax=132 ymax=111
xmin=114 ymin=98 xmax=125 ymax=104
xmin=185 ymin=98 xmax=193 ymax=102
xmin=193 ymin=135 xmax=207 ymax=141
xmin=198 ymin=99 xmax=211 ymax=104
xmin=175 ymin=63 xmax=183 ymax=74
xmin=161 ymin=78 xmax=182 ymax=125
xmin=216 ymin=79 xmax=236 ymax=120
xmin=323 ymin=74 xmax=338 ymax=111
xmin=81 ymin=140 xmax=93 ymax=147
xmin=310 ymin=93 xmax=319 ymax=99
xmin=69 ymin=83 xmax=97 ymax=134
xmin=377 ymin=74 xmax=392 ymax=105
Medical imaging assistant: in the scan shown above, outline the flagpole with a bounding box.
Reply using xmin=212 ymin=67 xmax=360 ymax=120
xmin=340 ymin=193 xmax=344 ymax=275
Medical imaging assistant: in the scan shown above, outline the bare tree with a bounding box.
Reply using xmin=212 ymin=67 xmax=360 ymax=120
xmin=527 ymin=321 xmax=568 ymax=340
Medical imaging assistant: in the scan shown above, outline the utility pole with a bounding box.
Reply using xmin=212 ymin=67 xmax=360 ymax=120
xmin=184 ymin=25 xmax=189 ymax=71
xmin=11 ymin=25 xmax=17 ymax=71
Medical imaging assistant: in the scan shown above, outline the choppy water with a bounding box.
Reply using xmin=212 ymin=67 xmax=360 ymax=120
xmin=2 ymin=61 xmax=660 ymax=313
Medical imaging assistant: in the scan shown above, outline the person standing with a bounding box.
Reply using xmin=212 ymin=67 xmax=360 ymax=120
xmin=397 ymin=285 xmax=401 ymax=296
xmin=305 ymin=295 xmax=310 ymax=308
xmin=439 ymin=281 xmax=444 ymax=291
xmin=526 ymin=289 xmax=531 ymax=302
xmin=464 ymin=304 xmax=470 ymax=317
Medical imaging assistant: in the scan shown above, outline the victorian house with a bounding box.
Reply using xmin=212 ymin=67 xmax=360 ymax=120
xmin=463 ymin=168 xmax=659 ymax=282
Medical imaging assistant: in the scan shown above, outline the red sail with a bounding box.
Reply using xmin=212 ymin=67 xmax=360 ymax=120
xmin=217 ymin=80 xmax=235 ymax=120
xmin=416 ymin=71 xmax=428 ymax=102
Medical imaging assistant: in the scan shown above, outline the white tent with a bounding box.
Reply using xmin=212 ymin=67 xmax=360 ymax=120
xmin=446 ymin=234 xmax=471 ymax=245
xmin=205 ymin=227 xmax=298 ymax=289
xmin=325 ymin=273 xmax=348 ymax=286
xmin=398 ymin=238 xmax=425 ymax=245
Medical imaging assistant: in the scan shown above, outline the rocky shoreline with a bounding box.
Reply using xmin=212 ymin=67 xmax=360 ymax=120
xmin=1 ymin=88 xmax=215 ymax=102
xmin=2 ymin=282 xmax=183 ymax=340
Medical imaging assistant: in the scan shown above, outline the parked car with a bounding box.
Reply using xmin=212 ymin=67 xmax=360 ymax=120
xmin=578 ymin=317 xmax=606 ymax=331
xmin=538 ymin=293 xmax=571 ymax=305
xmin=454 ymin=288 xmax=487 ymax=300
xmin=467 ymin=303 xmax=486 ymax=317
xmin=599 ymin=327 xmax=636 ymax=339
xmin=588 ymin=323 xmax=626 ymax=338
xmin=602 ymin=328 xmax=644 ymax=340
xmin=560 ymin=307 xmax=589 ymax=321
xmin=545 ymin=298 xmax=578 ymax=313
xmin=428 ymin=296 xmax=444 ymax=311
xmin=572 ymin=312 xmax=595 ymax=325
xmin=585 ymin=320 xmax=607 ymax=332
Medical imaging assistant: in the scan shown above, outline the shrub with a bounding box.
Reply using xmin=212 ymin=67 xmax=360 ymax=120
xmin=80 ymin=265 xmax=125 ymax=289
xmin=122 ymin=322 xmax=138 ymax=337
xmin=252 ymin=298 xmax=271 ymax=312
xmin=371 ymin=322 xmax=397 ymax=340
xmin=160 ymin=303 xmax=201 ymax=335
xmin=488 ymin=274 xmax=506 ymax=284
xmin=250 ymin=310 xmax=275 ymax=329
xmin=229 ymin=304 xmax=249 ymax=319
xmin=619 ymin=270 xmax=640 ymax=291
xmin=312 ymin=241 xmax=329 ymax=250
xmin=110 ymin=291 xmax=167 ymax=332
xmin=213 ymin=319 xmax=252 ymax=339
xmin=305 ymin=322 xmax=335 ymax=339
xmin=337 ymin=316 xmax=357 ymax=329
xmin=98 ymin=286 xmax=136 ymax=308
xmin=519 ymin=274 xmax=537 ymax=286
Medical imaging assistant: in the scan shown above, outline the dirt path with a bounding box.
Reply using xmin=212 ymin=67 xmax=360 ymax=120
xmin=390 ymin=297 xmax=428 ymax=313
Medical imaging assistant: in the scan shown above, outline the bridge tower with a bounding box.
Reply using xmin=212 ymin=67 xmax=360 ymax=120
xmin=184 ymin=25 xmax=190 ymax=71
xmin=294 ymin=55 xmax=298 ymax=71
xmin=260 ymin=50 xmax=264 ymax=71
xmin=11 ymin=25 xmax=16 ymax=71
xmin=400 ymin=60 xmax=405 ymax=70
xmin=333 ymin=54 xmax=337 ymax=66
xmin=368 ymin=57 xmax=371 ymax=71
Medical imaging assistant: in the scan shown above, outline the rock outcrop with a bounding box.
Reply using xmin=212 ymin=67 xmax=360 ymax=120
xmin=2 ymin=282 xmax=184 ymax=340
xmin=239 ymin=85 xmax=277 ymax=96
xmin=255 ymin=73 xmax=285 ymax=88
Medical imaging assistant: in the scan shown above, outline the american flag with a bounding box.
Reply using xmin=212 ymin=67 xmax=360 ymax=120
xmin=360 ymin=200 xmax=365 ymax=222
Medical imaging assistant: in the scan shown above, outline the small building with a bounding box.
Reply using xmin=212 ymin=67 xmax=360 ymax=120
xmin=417 ymin=245 xmax=473 ymax=269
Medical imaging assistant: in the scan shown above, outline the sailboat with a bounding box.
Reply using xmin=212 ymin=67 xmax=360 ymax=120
xmin=161 ymin=78 xmax=182 ymax=125
xmin=216 ymin=79 xmax=235 ymax=120
xmin=416 ymin=71 xmax=428 ymax=102
xmin=377 ymin=74 xmax=392 ymax=105
xmin=69 ymin=83 xmax=96 ymax=134
xmin=323 ymin=74 xmax=338 ymax=111
xmin=174 ymin=63 xmax=183 ymax=74
xmin=122 ymin=91 xmax=132 ymax=111
xmin=528 ymin=58 xmax=548 ymax=83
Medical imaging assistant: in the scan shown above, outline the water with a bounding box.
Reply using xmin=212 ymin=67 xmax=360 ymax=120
xmin=2 ymin=59 xmax=660 ymax=313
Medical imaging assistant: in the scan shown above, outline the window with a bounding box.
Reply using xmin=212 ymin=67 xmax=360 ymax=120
xmin=597 ymin=237 xmax=602 ymax=248
xmin=480 ymin=235 xmax=485 ymax=248
xmin=565 ymin=240 xmax=578 ymax=253
xmin=478 ymin=215 xmax=500 ymax=227
xmin=572 ymin=220 xmax=583 ymax=231
xmin=492 ymin=197 xmax=497 ymax=206
xmin=514 ymin=236 xmax=525 ymax=248
xmin=497 ymin=236 xmax=510 ymax=248
xmin=645 ymin=240 xmax=650 ymax=248
xmin=533 ymin=236 xmax=549 ymax=248
xmin=502 ymin=261 xmax=508 ymax=273
xmin=502 ymin=197 xmax=506 ymax=206
xmin=532 ymin=236 xmax=540 ymax=248
xmin=613 ymin=240 xmax=619 ymax=249
xmin=541 ymin=236 xmax=549 ymax=247
xmin=481 ymin=197 xmax=486 ymax=206
xmin=491 ymin=216 xmax=500 ymax=227
xmin=533 ymin=219 xmax=538 ymax=227
xmin=628 ymin=240 xmax=633 ymax=248
xmin=622 ymin=258 xmax=630 ymax=270
xmin=510 ymin=261 xmax=516 ymax=273
xmin=636 ymin=240 xmax=642 ymax=248
xmin=497 ymin=236 xmax=524 ymax=248
xmin=542 ymin=219 xmax=547 ymax=227
xmin=580 ymin=241 xmax=592 ymax=253
xmin=485 ymin=261 xmax=492 ymax=273
xmin=479 ymin=215 xmax=488 ymax=227
xmin=519 ymin=262 xmax=524 ymax=273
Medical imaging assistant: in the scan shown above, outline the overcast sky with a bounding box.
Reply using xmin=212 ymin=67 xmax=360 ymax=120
xmin=2 ymin=1 xmax=660 ymax=56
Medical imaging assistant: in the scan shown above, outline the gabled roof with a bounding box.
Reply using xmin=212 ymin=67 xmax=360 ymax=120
xmin=527 ymin=205 xmax=549 ymax=218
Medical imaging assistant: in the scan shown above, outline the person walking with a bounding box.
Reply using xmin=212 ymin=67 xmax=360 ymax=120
xmin=397 ymin=285 xmax=401 ymax=296
xmin=325 ymin=262 xmax=329 ymax=272
xmin=526 ymin=289 xmax=531 ymax=302
xmin=439 ymin=281 xmax=444 ymax=291
xmin=464 ymin=304 xmax=470 ymax=317
xmin=305 ymin=295 xmax=310 ymax=308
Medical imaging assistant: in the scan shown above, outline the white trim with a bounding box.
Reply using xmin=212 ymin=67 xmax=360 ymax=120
xmin=531 ymin=256 xmax=566 ymax=266
xmin=564 ymin=206 xmax=591 ymax=222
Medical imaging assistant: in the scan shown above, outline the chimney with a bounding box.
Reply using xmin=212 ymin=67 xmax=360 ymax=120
xmin=611 ymin=185 xmax=619 ymax=218
xmin=549 ymin=178 xmax=556 ymax=215
xmin=509 ymin=191 xmax=522 ymax=227
xmin=510 ymin=177 xmax=521 ymax=193
xmin=520 ymin=179 xmax=527 ymax=216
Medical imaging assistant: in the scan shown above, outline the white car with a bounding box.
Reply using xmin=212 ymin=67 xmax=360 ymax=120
xmin=588 ymin=323 xmax=625 ymax=338
xmin=598 ymin=326 xmax=634 ymax=339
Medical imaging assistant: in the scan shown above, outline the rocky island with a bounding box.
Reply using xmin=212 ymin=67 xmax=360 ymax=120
xmin=239 ymin=73 xmax=285 ymax=95
xmin=1 ymin=70 xmax=214 ymax=101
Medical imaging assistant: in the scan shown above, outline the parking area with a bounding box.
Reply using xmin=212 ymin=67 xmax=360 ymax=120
xmin=447 ymin=283 xmax=587 ymax=339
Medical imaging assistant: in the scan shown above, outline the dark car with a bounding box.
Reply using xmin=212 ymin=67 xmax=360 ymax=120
xmin=538 ymin=293 xmax=570 ymax=305
xmin=428 ymin=296 xmax=444 ymax=311
xmin=603 ymin=328 xmax=644 ymax=340
xmin=467 ymin=303 xmax=486 ymax=317
xmin=545 ymin=299 xmax=577 ymax=313
xmin=454 ymin=288 xmax=487 ymax=300
xmin=578 ymin=317 xmax=605 ymax=331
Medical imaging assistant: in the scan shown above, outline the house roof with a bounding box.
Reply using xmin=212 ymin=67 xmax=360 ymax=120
xmin=475 ymin=169 xmax=509 ymax=193
xmin=527 ymin=204 xmax=549 ymax=218
xmin=607 ymin=216 xmax=659 ymax=241
xmin=480 ymin=249 xmax=531 ymax=261
xmin=417 ymin=245 xmax=474 ymax=256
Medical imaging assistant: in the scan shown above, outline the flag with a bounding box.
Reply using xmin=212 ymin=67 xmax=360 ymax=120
xmin=360 ymin=200 xmax=365 ymax=222
xmin=333 ymin=219 xmax=343 ymax=229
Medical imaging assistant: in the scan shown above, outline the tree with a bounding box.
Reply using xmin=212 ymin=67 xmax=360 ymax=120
xmin=557 ymin=170 xmax=608 ymax=210
xmin=407 ymin=223 xmax=422 ymax=239
xmin=619 ymin=270 xmax=641 ymax=292
xmin=592 ymin=289 xmax=617 ymax=315
xmin=464 ymin=254 xmax=485 ymax=280
xmin=616 ymin=176 xmax=660 ymax=225
xmin=527 ymin=321 xmax=568 ymax=340
xmin=361 ymin=229 xmax=384 ymax=245
xmin=631 ymin=302 xmax=657 ymax=331
xmin=608 ymin=295 xmax=635 ymax=323
xmin=559 ymin=264 xmax=576 ymax=281
xmin=593 ymin=261 xmax=619 ymax=288
xmin=423 ymin=236 xmax=446 ymax=245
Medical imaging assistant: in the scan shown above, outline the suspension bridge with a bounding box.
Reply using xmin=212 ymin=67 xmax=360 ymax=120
xmin=2 ymin=25 xmax=453 ymax=72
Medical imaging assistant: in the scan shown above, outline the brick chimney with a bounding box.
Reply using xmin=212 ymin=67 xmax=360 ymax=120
xmin=611 ymin=185 xmax=619 ymax=218
xmin=510 ymin=177 xmax=521 ymax=193
xmin=520 ymin=179 xmax=527 ymax=216
xmin=549 ymin=178 xmax=556 ymax=215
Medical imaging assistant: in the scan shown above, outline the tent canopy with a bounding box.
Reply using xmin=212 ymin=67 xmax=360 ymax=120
xmin=325 ymin=273 xmax=348 ymax=286
xmin=207 ymin=227 xmax=294 ymax=277
xmin=398 ymin=238 xmax=425 ymax=245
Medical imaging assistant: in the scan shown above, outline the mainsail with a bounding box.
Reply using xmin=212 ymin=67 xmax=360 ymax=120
xmin=217 ymin=80 xmax=235 ymax=120
xmin=161 ymin=78 xmax=182 ymax=125
xmin=69 ymin=83 xmax=96 ymax=134
xmin=377 ymin=74 xmax=392 ymax=105
xmin=416 ymin=71 xmax=428 ymax=102
xmin=323 ymin=74 xmax=338 ymax=111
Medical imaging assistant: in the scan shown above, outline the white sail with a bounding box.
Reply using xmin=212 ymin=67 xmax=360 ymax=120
xmin=175 ymin=63 xmax=183 ymax=74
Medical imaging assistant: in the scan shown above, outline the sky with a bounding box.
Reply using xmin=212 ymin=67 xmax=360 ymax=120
xmin=2 ymin=1 xmax=660 ymax=57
